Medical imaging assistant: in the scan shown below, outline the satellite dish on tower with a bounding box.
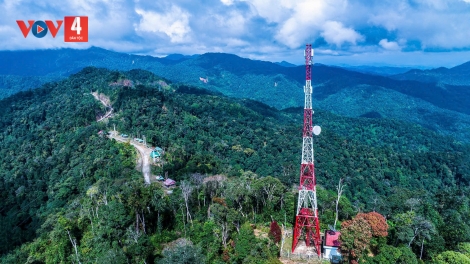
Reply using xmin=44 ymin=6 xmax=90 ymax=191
xmin=313 ymin=126 xmax=321 ymax=136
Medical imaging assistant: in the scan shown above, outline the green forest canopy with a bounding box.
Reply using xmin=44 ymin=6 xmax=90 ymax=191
xmin=0 ymin=67 xmax=469 ymax=263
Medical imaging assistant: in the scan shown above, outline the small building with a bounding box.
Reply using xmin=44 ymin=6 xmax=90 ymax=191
xmin=151 ymin=147 xmax=163 ymax=162
xmin=121 ymin=134 xmax=128 ymax=138
xmin=154 ymin=147 xmax=163 ymax=152
xmin=155 ymin=175 xmax=164 ymax=181
xmin=323 ymin=230 xmax=342 ymax=263
xmin=150 ymin=150 xmax=161 ymax=162
xmin=150 ymin=151 xmax=161 ymax=158
xmin=163 ymin=178 xmax=176 ymax=187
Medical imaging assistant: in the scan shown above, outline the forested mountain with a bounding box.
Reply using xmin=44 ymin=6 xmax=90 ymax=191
xmin=342 ymin=65 xmax=417 ymax=76
xmin=392 ymin=61 xmax=470 ymax=86
xmin=275 ymin=61 xmax=298 ymax=67
xmin=1 ymin=67 xmax=470 ymax=263
xmin=1 ymin=48 xmax=470 ymax=142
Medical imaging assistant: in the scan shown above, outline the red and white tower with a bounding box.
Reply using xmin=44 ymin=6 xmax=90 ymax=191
xmin=292 ymin=44 xmax=322 ymax=255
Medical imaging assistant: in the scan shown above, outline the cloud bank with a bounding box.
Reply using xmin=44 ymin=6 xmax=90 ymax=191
xmin=1 ymin=0 xmax=470 ymax=67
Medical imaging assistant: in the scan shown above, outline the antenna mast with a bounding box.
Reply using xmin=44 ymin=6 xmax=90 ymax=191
xmin=292 ymin=44 xmax=322 ymax=255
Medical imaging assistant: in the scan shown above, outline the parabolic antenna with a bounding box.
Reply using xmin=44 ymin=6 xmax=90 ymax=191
xmin=313 ymin=125 xmax=321 ymax=136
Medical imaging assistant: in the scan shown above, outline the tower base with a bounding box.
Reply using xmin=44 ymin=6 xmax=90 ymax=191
xmin=292 ymin=208 xmax=321 ymax=255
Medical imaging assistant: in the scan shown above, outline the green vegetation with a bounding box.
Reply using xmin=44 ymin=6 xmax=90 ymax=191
xmin=0 ymin=67 xmax=469 ymax=263
xmin=393 ymin=62 xmax=470 ymax=86
xmin=0 ymin=75 xmax=59 ymax=99
xmin=2 ymin=48 xmax=470 ymax=142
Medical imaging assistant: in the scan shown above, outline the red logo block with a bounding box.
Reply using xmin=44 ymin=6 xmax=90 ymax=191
xmin=64 ymin=16 xmax=88 ymax=42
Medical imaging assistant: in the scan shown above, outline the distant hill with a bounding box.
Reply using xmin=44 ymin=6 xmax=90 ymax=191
xmin=343 ymin=65 xmax=417 ymax=76
xmin=1 ymin=47 xmax=470 ymax=142
xmin=275 ymin=61 xmax=297 ymax=67
xmin=392 ymin=61 xmax=470 ymax=85
xmin=164 ymin=53 xmax=199 ymax=61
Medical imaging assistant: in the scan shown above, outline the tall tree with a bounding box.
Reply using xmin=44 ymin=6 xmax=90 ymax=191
xmin=356 ymin=212 xmax=388 ymax=237
xmin=340 ymin=217 xmax=372 ymax=263
xmin=180 ymin=181 xmax=193 ymax=224
xmin=334 ymin=178 xmax=345 ymax=230
xmin=393 ymin=211 xmax=435 ymax=247
xmin=269 ymin=221 xmax=282 ymax=244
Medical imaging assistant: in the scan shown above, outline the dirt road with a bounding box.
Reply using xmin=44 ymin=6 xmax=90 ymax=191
xmin=91 ymin=92 xmax=152 ymax=184
xmin=109 ymin=133 xmax=153 ymax=184
xmin=91 ymin=92 xmax=113 ymax=122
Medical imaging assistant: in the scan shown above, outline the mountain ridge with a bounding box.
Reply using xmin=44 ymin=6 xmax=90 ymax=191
xmin=392 ymin=61 xmax=470 ymax=85
xmin=1 ymin=47 xmax=470 ymax=142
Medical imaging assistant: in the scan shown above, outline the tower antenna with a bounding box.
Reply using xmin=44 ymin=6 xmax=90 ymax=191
xmin=292 ymin=44 xmax=322 ymax=255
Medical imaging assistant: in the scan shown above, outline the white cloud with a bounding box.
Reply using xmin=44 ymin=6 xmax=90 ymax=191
xmin=270 ymin=0 xmax=347 ymax=48
xmin=247 ymin=0 xmax=295 ymax=24
xmin=321 ymin=21 xmax=363 ymax=47
xmin=210 ymin=11 xmax=246 ymax=36
xmin=316 ymin=49 xmax=339 ymax=55
xmin=368 ymin=12 xmax=403 ymax=32
xmin=379 ymin=39 xmax=400 ymax=51
xmin=253 ymin=0 xmax=350 ymax=48
xmin=1 ymin=0 xmax=470 ymax=67
xmin=367 ymin=0 xmax=470 ymax=50
xmin=135 ymin=6 xmax=191 ymax=43
xmin=225 ymin=38 xmax=249 ymax=47
xmin=414 ymin=0 xmax=449 ymax=10
xmin=220 ymin=0 xmax=234 ymax=5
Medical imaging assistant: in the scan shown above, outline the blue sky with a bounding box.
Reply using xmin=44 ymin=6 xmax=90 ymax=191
xmin=2 ymin=0 xmax=470 ymax=67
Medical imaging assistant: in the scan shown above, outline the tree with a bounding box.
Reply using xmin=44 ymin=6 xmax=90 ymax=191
xmin=356 ymin=212 xmax=388 ymax=237
xmin=180 ymin=181 xmax=193 ymax=224
xmin=366 ymin=245 xmax=418 ymax=264
xmin=405 ymin=198 xmax=421 ymax=212
xmin=224 ymin=176 xmax=253 ymax=218
xmin=269 ymin=221 xmax=282 ymax=244
xmin=340 ymin=212 xmax=388 ymax=262
xmin=393 ymin=211 xmax=435 ymax=247
xmin=190 ymin=173 xmax=205 ymax=208
xmin=459 ymin=243 xmax=470 ymax=259
xmin=235 ymin=223 xmax=257 ymax=263
xmin=157 ymin=239 xmax=205 ymax=264
xmin=439 ymin=209 xmax=470 ymax=248
xmin=334 ymin=178 xmax=345 ymax=230
xmin=434 ymin=251 xmax=470 ymax=264
xmin=253 ymin=176 xmax=285 ymax=209
xmin=58 ymin=216 xmax=81 ymax=264
xmin=340 ymin=217 xmax=372 ymax=263
xmin=149 ymin=184 xmax=167 ymax=233
xmin=210 ymin=203 xmax=230 ymax=247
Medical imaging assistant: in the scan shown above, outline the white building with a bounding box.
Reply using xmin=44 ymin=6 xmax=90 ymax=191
xmin=323 ymin=230 xmax=342 ymax=263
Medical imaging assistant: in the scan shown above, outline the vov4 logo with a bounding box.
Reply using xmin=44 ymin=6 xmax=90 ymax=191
xmin=16 ymin=16 xmax=88 ymax=42
xmin=16 ymin=20 xmax=62 ymax=38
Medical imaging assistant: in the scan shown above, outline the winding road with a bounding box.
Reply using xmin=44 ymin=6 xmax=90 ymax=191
xmin=91 ymin=92 xmax=152 ymax=184
xmin=92 ymin=92 xmax=114 ymax=122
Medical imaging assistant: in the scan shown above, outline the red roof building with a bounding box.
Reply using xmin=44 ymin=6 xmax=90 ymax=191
xmin=324 ymin=230 xmax=342 ymax=262
xmin=163 ymin=178 xmax=176 ymax=187
xmin=325 ymin=230 xmax=341 ymax=247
